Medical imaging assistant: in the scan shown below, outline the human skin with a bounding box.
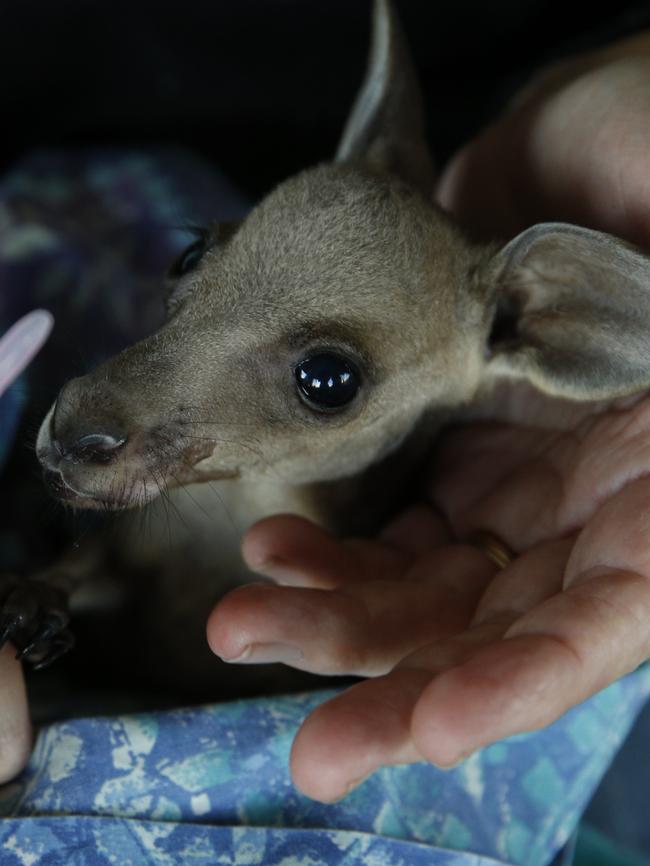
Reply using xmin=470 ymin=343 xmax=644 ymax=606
xmin=0 ymin=311 xmax=52 ymax=782
xmin=207 ymin=33 xmax=650 ymax=802
xmin=0 ymin=645 xmax=31 ymax=783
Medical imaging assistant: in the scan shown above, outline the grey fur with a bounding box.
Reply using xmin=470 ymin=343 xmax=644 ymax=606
xmin=30 ymin=0 xmax=650 ymax=698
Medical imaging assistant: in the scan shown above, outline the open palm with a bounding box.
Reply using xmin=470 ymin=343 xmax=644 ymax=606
xmin=208 ymin=389 xmax=650 ymax=801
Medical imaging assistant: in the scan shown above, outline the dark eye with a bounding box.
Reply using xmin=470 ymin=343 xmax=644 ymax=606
xmin=295 ymin=353 xmax=361 ymax=411
xmin=170 ymin=237 xmax=207 ymax=277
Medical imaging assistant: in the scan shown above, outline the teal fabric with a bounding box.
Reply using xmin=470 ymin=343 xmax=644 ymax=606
xmin=575 ymin=825 xmax=650 ymax=866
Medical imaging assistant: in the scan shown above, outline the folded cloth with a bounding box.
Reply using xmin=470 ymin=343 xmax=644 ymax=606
xmin=0 ymin=820 xmax=511 ymax=866
xmin=1 ymin=672 xmax=649 ymax=866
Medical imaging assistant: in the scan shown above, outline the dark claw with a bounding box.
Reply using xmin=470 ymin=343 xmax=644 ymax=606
xmin=17 ymin=622 xmax=62 ymax=659
xmin=3 ymin=586 xmax=39 ymax=624
xmin=27 ymin=630 xmax=75 ymax=670
xmin=0 ymin=573 xmax=73 ymax=669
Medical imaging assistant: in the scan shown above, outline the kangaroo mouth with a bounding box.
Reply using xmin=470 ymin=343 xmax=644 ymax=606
xmin=39 ymin=431 xmax=237 ymax=511
xmin=42 ymin=468 xmax=91 ymax=502
xmin=42 ymin=458 xmax=240 ymax=511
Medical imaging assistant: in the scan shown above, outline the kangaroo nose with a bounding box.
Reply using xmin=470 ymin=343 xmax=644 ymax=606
xmin=59 ymin=433 xmax=126 ymax=465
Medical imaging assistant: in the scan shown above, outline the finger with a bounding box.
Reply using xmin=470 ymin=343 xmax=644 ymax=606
xmin=242 ymin=515 xmax=409 ymax=589
xmin=411 ymin=565 xmax=650 ymax=767
xmin=564 ymin=475 xmax=650 ymax=587
xmin=411 ymin=479 xmax=650 ymax=764
xmin=472 ymin=537 xmax=572 ymax=625
xmin=290 ymin=669 xmax=429 ymax=801
xmin=290 ymin=621 xmax=507 ymax=802
xmin=208 ymin=546 xmax=496 ymax=675
xmin=437 ymin=395 xmax=650 ymax=551
xmin=431 ymin=422 xmax=551 ymax=521
xmin=430 ymin=422 xmax=567 ymax=550
xmin=454 ymin=455 xmax=564 ymax=552
xmin=435 ymin=131 xmax=524 ymax=239
xmin=0 ymin=643 xmax=31 ymax=783
xmin=208 ymin=582 xmax=375 ymax=672
xmin=378 ymin=504 xmax=451 ymax=556
xmin=0 ymin=309 xmax=54 ymax=397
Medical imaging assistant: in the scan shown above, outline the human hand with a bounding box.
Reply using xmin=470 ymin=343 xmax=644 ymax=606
xmin=207 ymin=36 xmax=650 ymax=802
xmin=208 ymin=392 xmax=650 ymax=800
xmin=438 ymin=31 xmax=650 ymax=247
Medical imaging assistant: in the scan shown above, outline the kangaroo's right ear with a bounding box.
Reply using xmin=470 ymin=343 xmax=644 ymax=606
xmin=485 ymin=223 xmax=650 ymax=400
xmin=336 ymin=0 xmax=434 ymax=195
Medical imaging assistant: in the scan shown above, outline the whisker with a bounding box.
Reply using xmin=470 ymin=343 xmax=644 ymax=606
xmin=152 ymin=431 xmax=244 ymax=536
xmin=151 ymin=469 xmax=173 ymax=553
xmin=168 ymin=473 xmax=213 ymax=524
xmin=204 ymin=480 xmax=240 ymax=536
xmin=150 ymin=457 xmax=192 ymax=538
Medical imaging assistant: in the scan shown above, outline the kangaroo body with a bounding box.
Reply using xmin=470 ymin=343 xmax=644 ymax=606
xmin=9 ymin=0 xmax=650 ymax=709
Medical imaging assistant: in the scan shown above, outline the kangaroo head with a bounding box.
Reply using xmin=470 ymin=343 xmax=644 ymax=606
xmin=37 ymin=0 xmax=650 ymax=512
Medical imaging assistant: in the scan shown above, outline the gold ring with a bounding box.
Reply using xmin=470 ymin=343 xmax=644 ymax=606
xmin=469 ymin=530 xmax=515 ymax=570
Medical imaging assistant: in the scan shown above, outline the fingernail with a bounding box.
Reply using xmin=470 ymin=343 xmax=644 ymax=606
xmin=252 ymin=558 xmax=305 ymax=586
xmin=435 ymin=749 xmax=475 ymax=770
xmin=324 ymin=773 xmax=372 ymax=803
xmin=221 ymin=642 xmax=304 ymax=664
xmin=343 ymin=773 xmax=372 ymax=795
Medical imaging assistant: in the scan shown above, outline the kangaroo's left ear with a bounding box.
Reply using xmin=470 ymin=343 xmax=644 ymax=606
xmin=486 ymin=223 xmax=650 ymax=399
xmin=336 ymin=0 xmax=434 ymax=195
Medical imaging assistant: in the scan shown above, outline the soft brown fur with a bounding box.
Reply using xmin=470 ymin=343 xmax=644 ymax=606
xmin=31 ymin=0 xmax=650 ymax=699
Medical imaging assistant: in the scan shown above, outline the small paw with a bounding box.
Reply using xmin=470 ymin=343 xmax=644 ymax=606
xmin=0 ymin=574 xmax=74 ymax=669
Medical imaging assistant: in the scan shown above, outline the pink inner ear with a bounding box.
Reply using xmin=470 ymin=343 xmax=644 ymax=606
xmin=0 ymin=310 xmax=54 ymax=398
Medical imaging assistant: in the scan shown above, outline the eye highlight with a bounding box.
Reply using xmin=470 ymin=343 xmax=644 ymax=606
xmin=295 ymin=353 xmax=360 ymax=411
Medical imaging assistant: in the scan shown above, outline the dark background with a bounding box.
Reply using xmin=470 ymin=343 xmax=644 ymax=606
xmin=0 ymin=0 xmax=641 ymax=197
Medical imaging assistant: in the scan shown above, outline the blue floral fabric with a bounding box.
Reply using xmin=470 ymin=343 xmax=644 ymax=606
xmin=1 ymin=150 xmax=649 ymax=866
xmin=0 ymin=674 xmax=649 ymax=866
xmin=0 ymin=821 xmax=510 ymax=866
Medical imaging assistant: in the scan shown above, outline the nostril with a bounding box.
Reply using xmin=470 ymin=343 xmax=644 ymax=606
xmin=42 ymin=468 xmax=75 ymax=500
xmin=63 ymin=433 xmax=126 ymax=465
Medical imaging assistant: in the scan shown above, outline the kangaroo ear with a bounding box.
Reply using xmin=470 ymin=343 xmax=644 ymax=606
xmin=486 ymin=223 xmax=650 ymax=399
xmin=336 ymin=0 xmax=434 ymax=195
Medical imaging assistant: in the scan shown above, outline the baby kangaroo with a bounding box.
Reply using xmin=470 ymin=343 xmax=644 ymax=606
xmin=6 ymin=0 xmax=650 ymax=739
